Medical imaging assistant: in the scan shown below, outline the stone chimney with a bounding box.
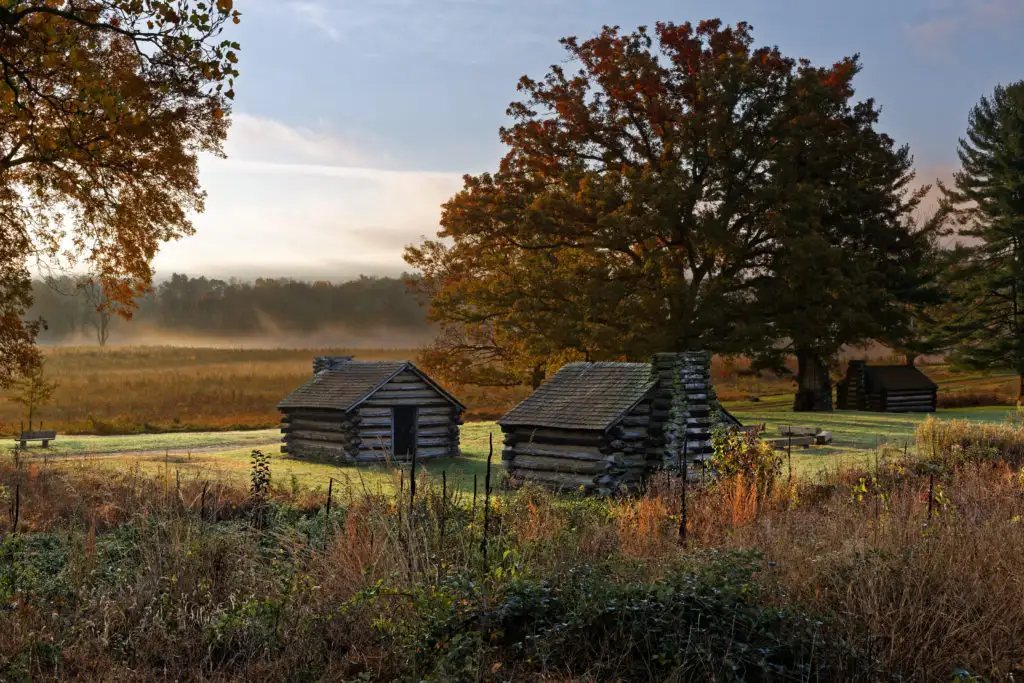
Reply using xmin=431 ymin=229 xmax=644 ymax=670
xmin=313 ymin=356 xmax=354 ymax=374
xmin=648 ymin=351 xmax=716 ymax=469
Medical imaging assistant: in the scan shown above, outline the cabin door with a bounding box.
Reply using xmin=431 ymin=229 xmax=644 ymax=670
xmin=392 ymin=406 xmax=418 ymax=459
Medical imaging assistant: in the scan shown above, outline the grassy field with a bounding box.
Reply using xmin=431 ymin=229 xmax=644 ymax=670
xmin=1 ymin=345 xmax=1018 ymax=437
xmin=0 ymin=346 xmax=531 ymax=435
xmin=12 ymin=423 xmax=500 ymax=498
xmin=14 ymin=407 xmax=1018 ymax=498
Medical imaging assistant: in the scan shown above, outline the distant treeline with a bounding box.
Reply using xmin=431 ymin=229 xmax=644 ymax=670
xmin=28 ymin=274 xmax=430 ymax=344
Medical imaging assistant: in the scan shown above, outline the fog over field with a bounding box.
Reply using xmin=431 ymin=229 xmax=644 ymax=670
xmin=36 ymin=325 xmax=437 ymax=351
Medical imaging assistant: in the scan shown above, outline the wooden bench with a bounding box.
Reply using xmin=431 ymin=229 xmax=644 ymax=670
xmin=16 ymin=429 xmax=57 ymax=448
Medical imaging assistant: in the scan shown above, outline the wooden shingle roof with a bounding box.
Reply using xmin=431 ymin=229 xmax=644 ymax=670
xmin=277 ymin=361 xmax=465 ymax=412
xmin=863 ymin=365 xmax=938 ymax=391
xmin=498 ymin=362 xmax=657 ymax=431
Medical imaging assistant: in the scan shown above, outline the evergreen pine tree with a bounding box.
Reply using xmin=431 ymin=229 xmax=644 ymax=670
xmin=943 ymin=81 xmax=1024 ymax=397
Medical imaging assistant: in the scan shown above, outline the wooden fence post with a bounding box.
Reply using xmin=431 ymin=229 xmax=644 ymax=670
xmin=410 ymin=448 xmax=417 ymax=505
xmin=12 ymin=484 xmax=20 ymax=535
xmin=325 ymin=477 xmax=334 ymax=542
xmin=200 ymin=481 xmax=208 ymax=522
xmin=679 ymin=435 xmax=689 ymax=546
xmin=439 ymin=470 xmax=447 ymax=551
xmin=481 ymin=433 xmax=493 ymax=565
xmin=787 ymin=428 xmax=793 ymax=483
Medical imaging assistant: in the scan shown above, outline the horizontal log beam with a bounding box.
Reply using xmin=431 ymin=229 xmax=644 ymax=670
xmin=503 ymin=428 xmax=605 ymax=447
xmin=362 ymin=398 xmax=453 ymax=408
xmin=507 ymin=442 xmax=605 ymax=461
xmin=369 ymin=389 xmax=443 ymax=401
xmin=356 ymin=415 xmax=455 ymax=429
xmin=359 ymin=406 xmax=453 ymax=418
xmin=282 ymin=419 xmax=349 ymax=433
xmin=509 ymin=454 xmax=605 ymax=475
xmin=507 ymin=469 xmax=596 ymax=491
xmin=283 ymin=430 xmax=354 ymax=444
xmin=280 ymin=409 xmax=347 ymax=422
xmin=286 ymin=439 xmax=353 ymax=457
xmin=387 ymin=372 xmax=424 ymax=383
xmin=379 ymin=381 xmax=432 ymax=392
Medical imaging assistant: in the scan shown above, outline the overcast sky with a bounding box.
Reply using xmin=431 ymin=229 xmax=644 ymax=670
xmin=150 ymin=0 xmax=1024 ymax=280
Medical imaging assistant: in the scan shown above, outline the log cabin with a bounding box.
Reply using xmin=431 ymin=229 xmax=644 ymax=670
xmin=498 ymin=351 xmax=740 ymax=494
xmin=277 ymin=356 xmax=466 ymax=462
xmin=835 ymin=360 xmax=938 ymax=412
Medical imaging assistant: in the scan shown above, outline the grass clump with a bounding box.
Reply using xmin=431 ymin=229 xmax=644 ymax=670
xmin=916 ymin=414 xmax=1024 ymax=466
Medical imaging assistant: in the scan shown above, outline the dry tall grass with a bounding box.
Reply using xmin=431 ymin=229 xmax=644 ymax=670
xmin=4 ymin=441 xmax=1024 ymax=680
xmin=917 ymin=414 xmax=1024 ymax=466
xmin=0 ymin=346 xmax=530 ymax=434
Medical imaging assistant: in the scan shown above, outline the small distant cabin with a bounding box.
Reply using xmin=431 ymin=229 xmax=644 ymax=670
xmin=277 ymin=356 xmax=466 ymax=462
xmin=498 ymin=352 xmax=741 ymax=494
xmin=835 ymin=360 xmax=938 ymax=413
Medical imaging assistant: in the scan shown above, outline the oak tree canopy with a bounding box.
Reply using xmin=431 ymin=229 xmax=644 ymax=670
xmin=407 ymin=20 xmax=927 ymax=409
xmin=0 ymin=0 xmax=241 ymax=386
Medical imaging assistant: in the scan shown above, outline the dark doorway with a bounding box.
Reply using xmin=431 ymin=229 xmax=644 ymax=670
xmin=392 ymin=406 xmax=418 ymax=459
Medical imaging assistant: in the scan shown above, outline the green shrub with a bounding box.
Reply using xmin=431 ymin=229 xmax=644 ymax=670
xmin=710 ymin=426 xmax=783 ymax=500
xmin=405 ymin=550 xmax=855 ymax=682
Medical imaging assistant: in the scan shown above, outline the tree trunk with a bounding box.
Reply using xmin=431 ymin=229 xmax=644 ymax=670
xmin=793 ymin=349 xmax=832 ymax=412
xmin=1019 ymin=373 xmax=1023 ymax=403
xmin=531 ymin=362 xmax=546 ymax=390
xmin=905 ymin=353 xmax=917 ymax=367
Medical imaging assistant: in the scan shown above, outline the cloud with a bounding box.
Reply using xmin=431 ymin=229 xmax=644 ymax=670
xmin=151 ymin=114 xmax=465 ymax=279
xmin=287 ymin=1 xmax=340 ymax=41
xmin=908 ymin=0 xmax=1024 ymax=56
xmin=224 ymin=114 xmax=371 ymax=167
xmin=265 ymin=0 xmax=568 ymax=59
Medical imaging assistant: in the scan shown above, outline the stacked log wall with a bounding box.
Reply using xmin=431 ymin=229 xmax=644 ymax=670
xmin=502 ymin=398 xmax=657 ymax=494
xmin=876 ymin=389 xmax=937 ymax=413
xmin=650 ymin=351 xmax=717 ymax=470
xmin=280 ymin=408 xmax=359 ymax=462
xmin=842 ymin=361 xmax=868 ymax=410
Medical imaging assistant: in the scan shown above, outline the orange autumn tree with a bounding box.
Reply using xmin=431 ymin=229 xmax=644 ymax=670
xmin=408 ymin=20 xmax=926 ymax=406
xmin=405 ymin=21 xmax=822 ymax=386
xmin=0 ymin=0 xmax=241 ymax=386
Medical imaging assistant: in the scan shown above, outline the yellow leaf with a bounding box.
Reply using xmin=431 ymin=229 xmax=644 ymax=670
xmin=212 ymin=108 xmax=224 ymax=120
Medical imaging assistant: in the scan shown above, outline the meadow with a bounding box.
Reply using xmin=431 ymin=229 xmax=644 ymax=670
xmin=2 ymin=345 xmax=1021 ymax=496
xmin=0 ymin=346 xmax=530 ymax=435
xmin=1 ymin=345 xmax=1017 ymax=437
